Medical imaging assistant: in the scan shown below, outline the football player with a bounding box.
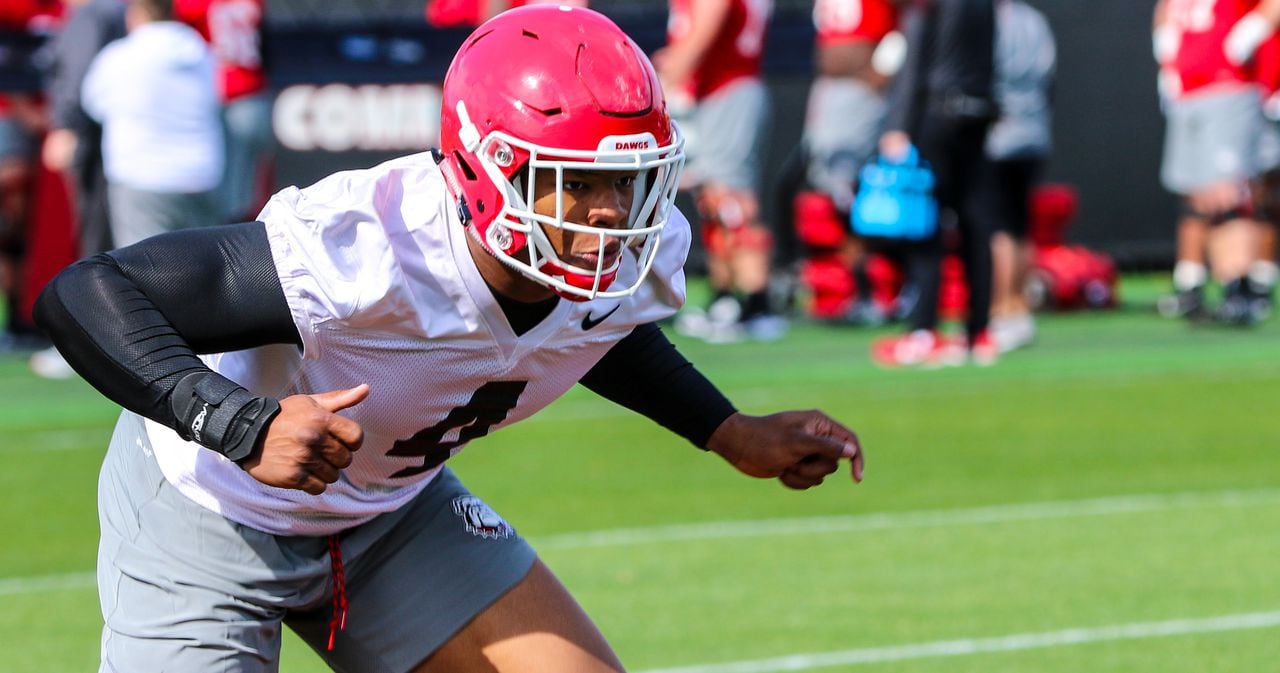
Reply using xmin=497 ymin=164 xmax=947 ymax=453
xmin=34 ymin=7 xmax=864 ymax=673
xmin=1154 ymin=0 xmax=1271 ymax=325
xmin=1235 ymin=0 xmax=1280 ymax=320
xmin=803 ymin=0 xmax=903 ymax=325
xmin=658 ymin=0 xmax=789 ymax=343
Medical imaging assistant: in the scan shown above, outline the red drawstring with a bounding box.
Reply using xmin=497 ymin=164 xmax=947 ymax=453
xmin=326 ymin=534 xmax=348 ymax=651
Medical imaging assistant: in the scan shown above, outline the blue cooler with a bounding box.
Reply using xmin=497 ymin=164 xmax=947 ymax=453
xmin=851 ymin=147 xmax=938 ymax=241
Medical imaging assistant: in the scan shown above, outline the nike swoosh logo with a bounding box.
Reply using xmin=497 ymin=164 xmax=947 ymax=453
xmin=581 ymin=305 xmax=621 ymax=331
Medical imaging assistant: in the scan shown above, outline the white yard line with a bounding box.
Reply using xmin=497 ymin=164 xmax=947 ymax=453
xmin=4 ymin=488 xmax=1279 ymax=594
xmin=635 ymin=610 xmax=1280 ymax=673
xmin=537 ymin=487 xmax=1280 ymax=550
xmin=0 ymin=571 xmax=94 ymax=596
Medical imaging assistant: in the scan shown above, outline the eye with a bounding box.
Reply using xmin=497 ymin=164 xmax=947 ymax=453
xmin=616 ymin=175 xmax=636 ymax=189
xmin=562 ymin=180 xmax=588 ymax=192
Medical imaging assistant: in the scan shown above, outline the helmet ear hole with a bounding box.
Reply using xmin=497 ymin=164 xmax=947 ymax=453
xmin=453 ymin=151 xmax=478 ymax=182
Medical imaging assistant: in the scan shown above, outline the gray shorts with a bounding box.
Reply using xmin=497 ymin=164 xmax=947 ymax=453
xmin=803 ymin=76 xmax=886 ymax=209
xmin=107 ymin=183 xmax=221 ymax=248
xmin=1161 ymin=87 xmax=1264 ymax=194
xmin=683 ymin=78 xmax=770 ymax=191
xmin=98 ymin=411 xmax=537 ymax=673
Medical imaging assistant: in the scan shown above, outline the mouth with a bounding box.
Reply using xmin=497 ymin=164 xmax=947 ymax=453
xmin=569 ymin=248 xmax=622 ymax=271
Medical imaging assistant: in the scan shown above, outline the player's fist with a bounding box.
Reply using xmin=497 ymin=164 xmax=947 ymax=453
xmin=240 ymin=384 xmax=370 ymax=495
xmin=707 ymin=410 xmax=864 ymax=490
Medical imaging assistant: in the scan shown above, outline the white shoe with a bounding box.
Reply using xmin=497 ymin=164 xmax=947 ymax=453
xmin=675 ymin=297 xmax=743 ymax=343
xmin=741 ymin=314 xmax=789 ymax=342
xmin=991 ymin=314 xmax=1036 ymax=353
xmin=29 ymin=346 xmax=77 ymax=380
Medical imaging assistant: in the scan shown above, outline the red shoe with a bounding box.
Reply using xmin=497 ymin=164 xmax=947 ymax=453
xmin=968 ymin=329 xmax=999 ymax=367
xmin=871 ymin=330 xmax=960 ymax=368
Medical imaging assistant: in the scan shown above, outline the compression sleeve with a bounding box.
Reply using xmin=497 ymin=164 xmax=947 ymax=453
xmin=32 ymin=222 xmax=300 ymax=462
xmin=579 ymin=323 xmax=737 ymax=449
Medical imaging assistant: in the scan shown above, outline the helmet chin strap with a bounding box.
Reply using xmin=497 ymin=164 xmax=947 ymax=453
xmin=538 ymin=261 xmax=619 ymax=302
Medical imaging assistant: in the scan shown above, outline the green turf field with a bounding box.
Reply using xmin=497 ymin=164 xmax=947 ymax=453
xmin=2 ymin=274 xmax=1278 ymax=672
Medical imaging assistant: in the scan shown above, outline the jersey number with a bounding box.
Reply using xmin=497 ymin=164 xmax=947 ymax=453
xmin=209 ymin=0 xmax=263 ymax=68
xmin=387 ymin=380 xmax=528 ymax=478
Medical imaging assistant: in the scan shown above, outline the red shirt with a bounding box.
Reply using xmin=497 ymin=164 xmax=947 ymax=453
xmin=1168 ymin=0 xmax=1259 ymax=96
xmin=425 ymin=0 xmax=587 ymax=28
xmin=174 ymin=0 xmax=267 ymax=101
xmin=1254 ymin=30 xmax=1280 ymax=94
xmin=813 ymin=0 xmax=897 ymax=47
xmin=668 ymin=0 xmax=773 ymax=100
xmin=0 ymin=0 xmax=62 ymax=30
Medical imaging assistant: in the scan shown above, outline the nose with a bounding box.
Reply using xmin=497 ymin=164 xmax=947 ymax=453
xmin=586 ymin=186 xmax=630 ymax=230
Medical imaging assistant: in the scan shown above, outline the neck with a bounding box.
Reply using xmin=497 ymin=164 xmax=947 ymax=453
xmin=464 ymin=227 xmax=556 ymax=303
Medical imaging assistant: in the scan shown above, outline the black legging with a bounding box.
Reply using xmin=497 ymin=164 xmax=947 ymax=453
xmin=903 ymin=112 xmax=993 ymax=339
xmin=768 ymin=142 xmax=810 ymax=269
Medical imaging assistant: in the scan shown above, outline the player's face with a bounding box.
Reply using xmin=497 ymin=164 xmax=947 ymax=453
xmin=530 ymin=168 xmax=638 ymax=271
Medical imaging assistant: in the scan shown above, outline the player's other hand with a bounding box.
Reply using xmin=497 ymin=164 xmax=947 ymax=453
xmin=707 ymin=410 xmax=864 ymax=490
xmin=240 ymin=384 xmax=370 ymax=495
xmin=878 ymin=131 xmax=912 ymax=163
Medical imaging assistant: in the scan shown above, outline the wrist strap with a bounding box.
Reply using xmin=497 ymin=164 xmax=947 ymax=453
xmin=171 ymin=371 xmax=281 ymax=463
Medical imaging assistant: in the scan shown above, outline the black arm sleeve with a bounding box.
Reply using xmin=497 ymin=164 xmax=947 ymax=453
xmin=579 ymin=323 xmax=737 ymax=449
xmin=32 ymin=222 xmax=300 ymax=462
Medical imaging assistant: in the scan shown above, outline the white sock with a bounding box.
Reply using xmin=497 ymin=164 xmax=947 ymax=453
xmin=1173 ymin=261 xmax=1208 ymax=291
xmin=1248 ymin=260 xmax=1279 ymax=289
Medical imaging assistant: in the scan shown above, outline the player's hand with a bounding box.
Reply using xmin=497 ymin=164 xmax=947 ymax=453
xmin=706 ymin=410 xmax=864 ymax=490
xmin=879 ymin=131 xmax=912 ymax=163
xmin=42 ymin=129 xmax=77 ymax=172
xmin=239 ymin=384 xmax=370 ymax=495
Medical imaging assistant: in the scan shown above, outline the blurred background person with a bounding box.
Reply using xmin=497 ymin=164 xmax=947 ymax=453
xmin=28 ymin=0 xmax=123 ymax=378
xmin=772 ymin=0 xmax=903 ymax=327
xmin=1235 ymin=0 xmax=1280 ymax=321
xmin=39 ymin=0 xmax=123 ymax=258
xmin=981 ymin=0 xmax=1056 ymax=353
xmin=0 ymin=94 xmax=49 ymax=352
xmin=1154 ymin=0 xmax=1269 ymax=327
xmin=870 ymin=0 xmax=998 ymax=367
xmin=81 ymin=0 xmax=223 ymax=248
xmin=175 ymin=0 xmax=274 ymax=224
xmin=661 ymin=0 xmax=788 ymax=343
xmin=0 ymin=1 xmax=60 ymax=353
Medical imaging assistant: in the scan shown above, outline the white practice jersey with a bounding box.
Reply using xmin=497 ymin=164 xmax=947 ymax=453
xmin=146 ymin=152 xmax=691 ymax=536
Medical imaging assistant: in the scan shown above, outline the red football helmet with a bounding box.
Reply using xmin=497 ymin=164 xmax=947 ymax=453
xmin=438 ymin=5 xmax=685 ymax=300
